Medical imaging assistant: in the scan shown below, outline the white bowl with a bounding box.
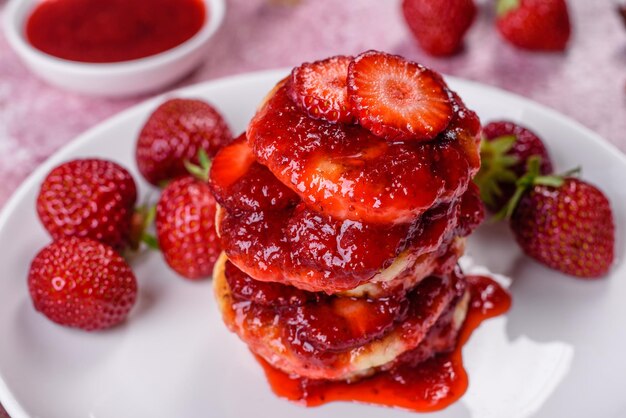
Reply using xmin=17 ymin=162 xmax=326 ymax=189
xmin=2 ymin=0 xmax=225 ymax=97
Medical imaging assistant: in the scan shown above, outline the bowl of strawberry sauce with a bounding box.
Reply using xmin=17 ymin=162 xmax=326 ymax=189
xmin=3 ymin=0 xmax=225 ymax=97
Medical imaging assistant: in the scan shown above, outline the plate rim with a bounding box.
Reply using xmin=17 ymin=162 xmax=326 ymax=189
xmin=1 ymin=68 xmax=625 ymax=418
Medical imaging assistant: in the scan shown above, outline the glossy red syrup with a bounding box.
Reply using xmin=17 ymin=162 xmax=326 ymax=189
xmin=247 ymin=83 xmax=481 ymax=224
xmin=210 ymin=135 xmax=300 ymax=212
xmin=219 ymin=184 xmax=483 ymax=293
xmin=256 ymin=275 xmax=511 ymax=412
xmin=26 ymin=0 xmax=206 ymax=63
xmin=226 ymin=260 xmax=460 ymax=357
xmin=220 ymin=200 xmax=457 ymax=292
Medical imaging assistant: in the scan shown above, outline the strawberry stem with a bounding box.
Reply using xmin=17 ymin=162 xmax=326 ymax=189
xmin=158 ymin=179 xmax=171 ymax=189
xmin=497 ymin=181 xmax=526 ymax=220
xmin=497 ymin=156 xmax=570 ymax=221
xmin=129 ymin=203 xmax=158 ymax=251
xmin=533 ymin=175 xmax=565 ymax=187
xmin=488 ymin=135 xmax=517 ymax=155
xmin=141 ymin=233 xmax=160 ymax=250
xmin=184 ymin=149 xmax=211 ymax=183
xmin=497 ymin=0 xmax=520 ymax=16
xmin=496 ymin=155 xmax=541 ymax=220
xmin=475 ymin=134 xmax=519 ymax=208
xmin=144 ymin=204 xmax=157 ymax=229
xmin=198 ymin=148 xmax=210 ymax=170
xmin=561 ymin=166 xmax=582 ymax=177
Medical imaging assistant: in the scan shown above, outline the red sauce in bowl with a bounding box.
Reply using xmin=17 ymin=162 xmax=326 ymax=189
xmin=25 ymin=0 xmax=206 ymax=63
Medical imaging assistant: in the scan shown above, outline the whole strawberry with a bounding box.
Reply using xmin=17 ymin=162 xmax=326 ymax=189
xmin=505 ymin=159 xmax=614 ymax=278
xmin=136 ymin=98 xmax=233 ymax=186
xmin=28 ymin=237 xmax=138 ymax=330
xmin=496 ymin=0 xmax=571 ymax=51
xmin=36 ymin=159 xmax=137 ymax=249
xmin=402 ymin=0 xmax=477 ymax=56
xmin=476 ymin=121 xmax=553 ymax=212
xmin=156 ymin=157 xmax=220 ymax=279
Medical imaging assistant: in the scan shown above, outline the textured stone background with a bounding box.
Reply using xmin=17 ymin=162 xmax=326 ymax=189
xmin=0 ymin=0 xmax=624 ymax=416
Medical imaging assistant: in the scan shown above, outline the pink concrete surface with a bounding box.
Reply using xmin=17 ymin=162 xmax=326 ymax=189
xmin=0 ymin=0 xmax=625 ymax=416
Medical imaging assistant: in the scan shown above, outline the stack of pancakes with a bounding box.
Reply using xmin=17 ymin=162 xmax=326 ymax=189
xmin=211 ymin=68 xmax=483 ymax=383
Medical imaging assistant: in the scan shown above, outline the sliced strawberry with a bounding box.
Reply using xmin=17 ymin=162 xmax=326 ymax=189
xmin=347 ymin=51 xmax=453 ymax=141
xmin=209 ymin=134 xmax=256 ymax=191
xmin=289 ymin=55 xmax=354 ymax=123
xmin=209 ymin=134 xmax=298 ymax=211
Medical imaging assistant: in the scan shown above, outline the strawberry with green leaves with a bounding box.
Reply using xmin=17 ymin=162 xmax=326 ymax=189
xmin=475 ymin=121 xmax=553 ymax=212
xmin=496 ymin=0 xmax=571 ymax=51
xmin=155 ymin=150 xmax=221 ymax=280
xmin=136 ymin=98 xmax=233 ymax=186
xmin=502 ymin=157 xmax=614 ymax=279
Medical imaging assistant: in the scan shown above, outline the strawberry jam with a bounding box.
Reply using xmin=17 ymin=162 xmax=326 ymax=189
xmin=219 ymin=200 xmax=456 ymax=293
xmin=212 ymin=54 xmax=501 ymax=414
xmin=219 ymin=185 xmax=482 ymax=293
xmin=247 ymin=82 xmax=480 ymax=224
xmin=222 ymin=260 xmax=465 ymax=377
xmin=26 ymin=0 xmax=206 ymax=63
xmin=210 ymin=135 xmax=299 ymax=212
xmin=255 ymin=275 xmax=510 ymax=412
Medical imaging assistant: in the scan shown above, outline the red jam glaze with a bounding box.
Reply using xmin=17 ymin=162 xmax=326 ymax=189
xmin=225 ymin=260 xmax=461 ymax=357
xmin=285 ymin=203 xmax=419 ymax=278
xmin=457 ymin=182 xmax=485 ymax=236
xmin=26 ymin=0 xmax=206 ymax=63
xmin=219 ymin=198 xmax=458 ymax=293
xmin=210 ymin=135 xmax=300 ymax=212
xmin=256 ymin=275 xmax=511 ymax=412
xmin=247 ymin=82 xmax=481 ymax=224
xmin=219 ymin=184 xmax=483 ymax=293
xmin=225 ymin=163 xmax=299 ymax=211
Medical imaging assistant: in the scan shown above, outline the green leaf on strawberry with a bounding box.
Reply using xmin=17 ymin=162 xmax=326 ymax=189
xmin=497 ymin=156 xmax=565 ymax=220
xmin=497 ymin=0 xmax=519 ymax=16
xmin=474 ymin=135 xmax=519 ymax=209
xmin=184 ymin=148 xmax=212 ymax=183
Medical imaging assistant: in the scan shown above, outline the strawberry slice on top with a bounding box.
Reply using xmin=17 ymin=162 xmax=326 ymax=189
xmin=347 ymin=51 xmax=453 ymax=142
xmin=289 ymin=55 xmax=354 ymax=124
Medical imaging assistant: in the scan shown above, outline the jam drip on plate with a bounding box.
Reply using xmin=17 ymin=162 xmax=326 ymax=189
xmin=255 ymin=275 xmax=511 ymax=412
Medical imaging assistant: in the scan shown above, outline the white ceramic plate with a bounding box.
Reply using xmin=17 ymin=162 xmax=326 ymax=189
xmin=0 ymin=70 xmax=624 ymax=418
